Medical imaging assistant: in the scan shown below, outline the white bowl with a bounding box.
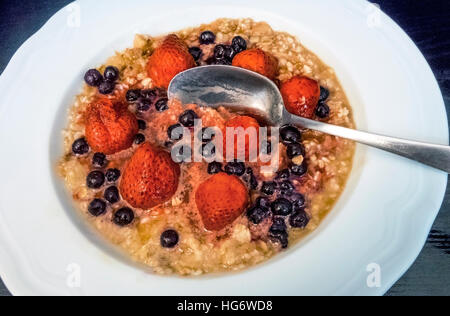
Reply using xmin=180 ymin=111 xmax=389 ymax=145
xmin=0 ymin=0 xmax=447 ymax=295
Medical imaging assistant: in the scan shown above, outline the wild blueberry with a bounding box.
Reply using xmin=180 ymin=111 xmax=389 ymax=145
xmin=126 ymin=89 xmax=141 ymax=102
xmin=269 ymin=230 xmax=289 ymax=249
xmin=214 ymin=44 xmax=226 ymax=60
xmin=249 ymin=174 xmax=258 ymax=190
xmin=104 ymin=66 xmax=119 ymax=82
xmin=140 ymin=89 xmax=157 ymax=102
xmin=198 ymin=127 xmax=215 ymax=142
xmin=160 ymin=229 xmax=179 ymax=248
xmin=179 ymin=110 xmax=199 ymax=127
xmin=200 ymin=142 xmax=216 ymax=158
xmin=291 ymin=193 xmax=306 ymax=210
xmin=275 ymin=168 xmax=290 ymax=180
xmin=280 ymin=125 xmax=301 ymax=144
xmin=289 ymin=210 xmax=310 ymax=228
xmin=84 ymin=69 xmax=103 ymax=87
xmin=247 ymin=206 xmax=271 ymax=224
xmin=105 ymin=168 xmax=121 ymax=182
xmin=319 ymin=86 xmax=330 ymax=103
xmin=104 ymin=186 xmax=120 ymax=204
xmin=207 ymin=162 xmax=222 ymax=174
xmin=137 ymin=119 xmax=147 ymax=130
xmin=286 ymin=143 xmax=305 ymax=159
xmin=86 ymin=170 xmax=105 ymax=189
xmin=189 ymin=46 xmax=203 ymax=61
xmin=231 ymin=36 xmax=247 ymax=53
xmin=316 ymin=103 xmax=330 ymax=119
xmin=279 ymin=180 xmax=295 ymax=196
xmin=136 ymin=98 xmax=152 ymax=112
xmin=261 ymin=181 xmax=277 ymax=196
xmin=88 ymin=198 xmax=107 ymax=217
xmin=155 ymin=98 xmax=169 ymax=112
xmin=92 ymin=152 xmax=107 ymax=168
xmin=199 ymin=31 xmax=215 ymax=44
xmin=224 ymin=45 xmax=236 ymax=62
xmin=134 ymin=133 xmax=145 ymax=145
xmin=256 ymin=196 xmax=271 ymax=210
xmin=113 ymin=207 xmax=135 ymax=226
xmin=213 ymin=59 xmax=231 ymax=65
xmin=167 ymin=124 xmax=184 ymax=141
xmin=290 ymin=161 xmax=308 ymax=177
xmin=98 ymin=80 xmax=115 ymax=95
xmin=224 ymin=161 xmax=246 ymax=176
xmin=271 ymin=198 xmax=293 ymax=216
xmin=270 ymin=216 xmax=287 ymax=233
xmin=72 ymin=137 xmax=90 ymax=155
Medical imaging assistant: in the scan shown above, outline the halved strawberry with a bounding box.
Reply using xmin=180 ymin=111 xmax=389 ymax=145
xmin=280 ymin=75 xmax=320 ymax=119
xmin=223 ymin=115 xmax=260 ymax=161
xmin=85 ymin=97 xmax=138 ymax=155
xmin=120 ymin=142 xmax=180 ymax=209
xmin=232 ymin=48 xmax=278 ymax=80
xmin=146 ymin=34 xmax=196 ymax=89
xmin=195 ymin=173 xmax=249 ymax=231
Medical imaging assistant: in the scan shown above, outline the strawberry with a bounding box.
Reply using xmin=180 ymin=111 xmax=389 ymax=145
xmin=85 ymin=97 xmax=138 ymax=155
xmin=223 ymin=115 xmax=260 ymax=161
xmin=195 ymin=173 xmax=249 ymax=231
xmin=232 ymin=48 xmax=278 ymax=80
xmin=146 ymin=34 xmax=196 ymax=89
xmin=280 ymin=75 xmax=320 ymax=119
xmin=120 ymin=142 xmax=180 ymax=209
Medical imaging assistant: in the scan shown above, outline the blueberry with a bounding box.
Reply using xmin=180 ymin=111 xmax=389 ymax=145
xmin=179 ymin=110 xmax=199 ymax=127
xmin=213 ymin=58 xmax=231 ymax=65
xmin=155 ymin=98 xmax=169 ymax=112
xmin=136 ymin=98 xmax=152 ymax=112
xmin=72 ymin=137 xmax=90 ymax=155
xmin=289 ymin=210 xmax=310 ymax=228
xmin=126 ymin=89 xmax=141 ymax=102
xmin=214 ymin=44 xmax=226 ymax=60
xmin=275 ymin=168 xmax=290 ymax=180
xmin=231 ymin=36 xmax=247 ymax=53
xmin=84 ymin=69 xmax=103 ymax=87
xmin=140 ymin=89 xmax=157 ymax=102
xmin=290 ymin=161 xmax=308 ymax=177
xmin=280 ymin=125 xmax=301 ymax=144
xmin=88 ymin=199 xmax=107 ymax=217
xmin=137 ymin=119 xmax=147 ymax=130
xmin=290 ymin=193 xmax=306 ymax=210
xmin=319 ymin=86 xmax=330 ymax=103
xmin=249 ymin=174 xmax=258 ymax=190
xmin=92 ymin=152 xmax=107 ymax=168
xmin=316 ymin=103 xmax=330 ymax=119
xmin=261 ymin=181 xmax=277 ymax=196
xmin=256 ymin=196 xmax=271 ymax=210
xmin=224 ymin=45 xmax=236 ymax=62
xmin=269 ymin=230 xmax=289 ymax=249
xmin=198 ymin=127 xmax=215 ymax=142
xmin=104 ymin=66 xmax=119 ymax=82
xmin=286 ymin=143 xmax=305 ymax=159
xmin=189 ymin=47 xmax=203 ymax=61
xmin=199 ymin=31 xmax=215 ymax=44
xmin=271 ymin=198 xmax=293 ymax=216
xmin=270 ymin=216 xmax=287 ymax=232
xmin=279 ymin=181 xmax=295 ymax=196
xmin=172 ymin=145 xmax=192 ymax=163
xmin=105 ymin=168 xmax=121 ymax=182
xmin=113 ymin=207 xmax=135 ymax=226
xmin=261 ymin=140 xmax=271 ymax=155
xmin=207 ymin=162 xmax=222 ymax=174
xmin=86 ymin=170 xmax=105 ymax=189
xmin=160 ymin=229 xmax=179 ymax=248
xmin=224 ymin=161 xmax=246 ymax=176
xmin=104 ymin=186 xmax=120 ymax=204
xmin=98 ymin=80 xmax=115 ymax=95
xmin=167 ymin=123 xmax=184 ymax=141
xmin=247 ymin=206 xmax=271 ymax=224
xmin=200 ymin=142 xmax=216 ymax=158
xmin=134 ymin=133 xmax=145 ymax=145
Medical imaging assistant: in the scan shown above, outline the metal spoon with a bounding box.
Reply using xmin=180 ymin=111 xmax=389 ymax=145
xmin=168 ymin=65 xmax=450 ymax=173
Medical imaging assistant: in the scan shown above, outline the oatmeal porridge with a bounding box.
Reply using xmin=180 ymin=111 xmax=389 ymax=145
xmin=58 ymin=18 xmax=355 ymax=275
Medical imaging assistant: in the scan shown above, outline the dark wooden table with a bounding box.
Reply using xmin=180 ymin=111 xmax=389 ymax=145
xmin=0 ymin=0 xmax=448 ymax=296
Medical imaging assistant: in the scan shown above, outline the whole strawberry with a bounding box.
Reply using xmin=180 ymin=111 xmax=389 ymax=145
xmin=85 ymin=97 xmax=138 ymax=154
xmin=120 ymin=142 xmax=180 ymax=209
xmin=280 ymin=75 xmax=320 ymax=119
xmin=232 ymin=48 xmax=278 ymax=81
xmin=195 ymin=172 xmax=249 ymax=231
xmin=146 ymin=34 xmax=196 ymax=89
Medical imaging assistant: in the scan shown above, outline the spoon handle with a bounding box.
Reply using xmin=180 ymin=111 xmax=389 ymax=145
xmin=288 ymin=115 xmax=450 ymax=173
